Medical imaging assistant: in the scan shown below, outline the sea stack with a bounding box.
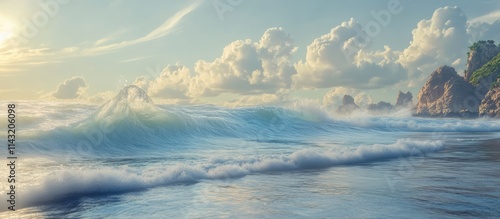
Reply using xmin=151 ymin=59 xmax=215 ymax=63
xmin=415 ymin=65 xmax=479 ymax=117
xmin=336 ymin=95 xmax=359 ymax=114
xmin=395 ymin=91 xmax=413 ymax=107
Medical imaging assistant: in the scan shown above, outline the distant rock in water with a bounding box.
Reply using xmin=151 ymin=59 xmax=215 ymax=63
xmin=415 ymin=65 xmax=479 ymax=117
xmin=464 ymin=40 xmax=500 ymax=82
xmin=395 ymin=91 xmax=413 ymax=107
xmin=342 ymin=95 xmax=356 ymax=106
xmin=94 ymin=85 xmax=160 ymax=120
xmin=479 ymin=79 xmax=500 ymax=117
xmin=367 ymin=101 xmax=393 ymax=113
xmin=336 ymin=95 xmax=359 ymax=114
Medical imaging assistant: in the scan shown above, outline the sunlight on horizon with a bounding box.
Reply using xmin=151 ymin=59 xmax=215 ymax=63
xmin=0 ymin=17 xmax=16 ymax=49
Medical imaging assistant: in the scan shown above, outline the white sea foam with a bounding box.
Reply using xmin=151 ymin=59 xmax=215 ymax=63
xmin=1 ymin=95 xmax=497 ymax=212
xmin=5 ymin=139 xmax=443 ymax=210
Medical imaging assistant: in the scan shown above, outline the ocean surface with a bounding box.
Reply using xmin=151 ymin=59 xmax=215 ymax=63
xmin=1 ymin=90 xmax=499 ymax=218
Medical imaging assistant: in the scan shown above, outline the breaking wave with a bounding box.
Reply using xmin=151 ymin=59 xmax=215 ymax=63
xmin=16 ymin=139 xmax=442 ymax=208
xmin=19 ymin=86 xmax=500 ymax=157
xmin=3 ymin=86 xmax=499 ymax=212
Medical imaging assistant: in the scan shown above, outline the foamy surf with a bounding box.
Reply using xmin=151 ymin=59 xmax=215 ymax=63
xmin=2 ymin=139 xmax=443 ymax=210
xmin=17 ymin=101 xmax=499 ymax=158
xmin=1 ymin=87 xmax=498 ymax=216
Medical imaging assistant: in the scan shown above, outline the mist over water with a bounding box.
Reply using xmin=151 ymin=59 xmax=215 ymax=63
xmin=1 ymin=94 xmax=499 ymax=218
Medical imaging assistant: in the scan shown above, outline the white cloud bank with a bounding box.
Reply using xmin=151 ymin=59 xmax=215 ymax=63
xmin=120 ymin=6 xmax=500 ymax=106
xmin=51 ymin=76 xmax=87 ymax=99
xmin=467 ymin=20 xmax=500 ymax=43
xmin=134 ymin=27 xmax=297 ymax=101
xmin=322 ymin=87 xmax=373 ymax=109
xmin=398 ymin=6 xmax=469 ymax=80
xmin=193 ymin=27 xmax=297 ymax=96
xmin=293 ymin=18 xmax=406 ymax=90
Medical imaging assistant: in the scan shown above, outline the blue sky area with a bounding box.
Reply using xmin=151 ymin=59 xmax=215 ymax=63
xmin=1 ymin=0 xmax=500 ymax=107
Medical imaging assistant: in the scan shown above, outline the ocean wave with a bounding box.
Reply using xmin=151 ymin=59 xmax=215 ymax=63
xmin=15 ymin=86 xmax=500 ymax=156
xmin=8 ymin=139 xmax=443 ymax=209
xmin=24 ymin=104 xmax=334 ymax=155
xmin=22 ymin=87 xmax=346 ymax=156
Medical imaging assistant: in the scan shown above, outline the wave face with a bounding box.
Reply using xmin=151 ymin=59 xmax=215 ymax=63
xmin=2 ymin=87 xmax=500 ymax=214
xmin=19 ymin=86 xmax=500 ymax=157
xmin=29 ymin=104 xmax=338 ymax=156
xmin=20 ymin=86 xmax=346 ymax=156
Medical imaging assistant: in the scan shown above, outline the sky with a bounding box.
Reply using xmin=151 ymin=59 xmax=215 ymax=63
xmin=1 ymin=0 xmax=500 ymax=107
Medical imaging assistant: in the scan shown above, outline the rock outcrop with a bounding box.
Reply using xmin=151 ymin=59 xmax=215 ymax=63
xmin=336 ymin=95 xmax=359 ymax=114
xmin=415 ymin=66 xmax=480 ymax=117
xmin=415 ymin=40 xmax=500 ymax=118
xmin=479 ymin=79 xmax=500 ymax=117
xmin=464 ymin=40 xmax=500 ymax=82
xmin=469 ymin=52 xmax=500 ymax=100
xmin=395 ymin=91 xmax=413 ymax=107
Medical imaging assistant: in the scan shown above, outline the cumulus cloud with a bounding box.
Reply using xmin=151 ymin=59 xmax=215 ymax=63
xmin=193 ymin=27 xmax=297 ymax=96
xmin=85 ymin=90 xmax=115 ymax=104
xmin=133 ymin=28 xmax=298 ymax=100
xmin=467 ymin=20 xmax=500 ymax=43
xmin=322 ymin=87 xmax=372 ymax=108
xmin=293 ymin=18 xmax=406 ymax=90
xmin=52 ymin=76 xmax=87 ymax=99
xmin=132 ymin=75 xmax=150 ymax=91
xmin=130 ymin=65 xmax=210 ymax=100
xmin=147 ymin=63 xmax=192 ymax=99
xmin=130 ymin=7 xmax=498 ymax=106
xmin=353 ymin=93 xmax=374 ymax=108
xmin=131 ymin=63 xmax=197 ymax=102
xmin=398 ymin=6 xmax=469 ymax=78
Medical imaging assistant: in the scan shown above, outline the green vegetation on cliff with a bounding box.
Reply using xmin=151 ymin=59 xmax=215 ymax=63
xmin=470 ymin=52 xmax=500 ymax=86
xmin=468 ymin=40 xmax=495 ymax=51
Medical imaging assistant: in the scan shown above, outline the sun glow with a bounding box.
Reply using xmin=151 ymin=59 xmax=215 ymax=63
xmin=0 ymin=18 xmax=16 ymax=49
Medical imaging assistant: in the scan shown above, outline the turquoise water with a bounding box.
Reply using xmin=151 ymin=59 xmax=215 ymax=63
xmin=1 ymin=99 xmax=499 ymax=218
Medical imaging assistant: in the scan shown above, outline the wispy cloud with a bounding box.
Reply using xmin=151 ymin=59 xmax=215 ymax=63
xmin=85 ymin=0 xmax=202 ymax=55
xmin=0 ymin=47 xmax=54 ymax=66
xmin=120 ymin=56 xmax=150 ymax=63
xmin=0 ymin=1 xmax=202 ymax=72
xmin=470 ymin=10 xmax=500 ymax=24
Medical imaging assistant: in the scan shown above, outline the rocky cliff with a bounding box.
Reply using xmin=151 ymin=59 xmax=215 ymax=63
xmin=415 ymin=40 xmax=500 ymax=118
xmin=415 ymin=66 xmax=479 ymax=117
xmin=479 ymin=79 xmax=500 ymax=117
xmin=469 ymin=52 xmax=500 ymax=97
xmin=464 ymin=40 xmax=500 ymax=82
